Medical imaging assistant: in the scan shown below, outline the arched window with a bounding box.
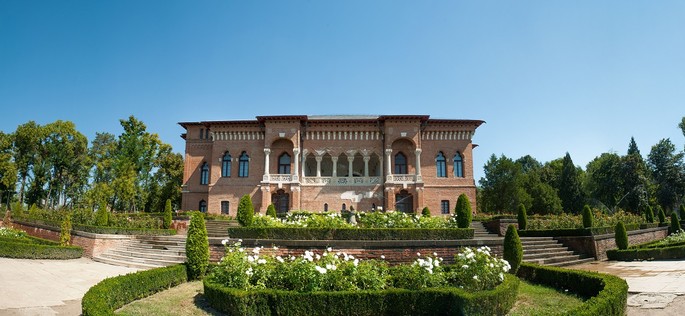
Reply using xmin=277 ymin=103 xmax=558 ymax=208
xmin=222 ymin=152 xmax=231 ymax=177
xmin=200 ymin=162 xmax=209 ymax=185
xmin=324 ymin=203 xmax=328 ymax=212
xmin=342 ymin=203 xmax=347 ymax=211
xmin=199 ymin=200 xmax=207 ymax=213
xmin=278 ymin=153 xmax=291 ymax=174
xmin=436 ymin=152 xmax=446 ymax=177
xmin=239 ymin=152 xmax=249 ymax=177
xmin=454 ymin=152 xmax=464 ymax=177
xmin=394 ymin=152 xmax=407 ymax=174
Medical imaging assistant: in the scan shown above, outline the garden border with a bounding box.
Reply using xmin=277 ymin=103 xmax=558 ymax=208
xmin=517 ymin=262 xmax=627 ymax=316
xmin=0 ymin=234 xmax=83 ymax=259
xmin=203 ymin=274 xmax=519 ymax=316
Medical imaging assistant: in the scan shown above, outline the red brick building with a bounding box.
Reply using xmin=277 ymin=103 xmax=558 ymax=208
xmin=179 ymin=115 xmax=483 ymax=216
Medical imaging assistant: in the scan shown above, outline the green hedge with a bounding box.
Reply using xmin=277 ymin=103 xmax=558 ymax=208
xmin=0 ymin=239 xmax=83 ymax=259
xmin=82 ymin=264 xmax=187 ymax=316
xmin=203 ymin=274 xmax=519 ymax=316
xmin=225 ymin=227 xmax=474 ymax=240
xmin=607 ymin=244 xmax=685 ymax=261
xmin=14 ymin=218 xmax=176 ymax=235
xmin=517 ymin=263 xmax=627 ymax=316
xmin=518 ymin=223 xmax=649 ymax=237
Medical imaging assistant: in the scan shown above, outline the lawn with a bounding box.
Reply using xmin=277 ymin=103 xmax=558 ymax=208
xmin=116 ymin=279 xmax=583 ymax=316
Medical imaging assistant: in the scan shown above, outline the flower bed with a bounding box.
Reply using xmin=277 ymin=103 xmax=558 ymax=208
xmin=82 ymin=264 xmax=187 ymax=316
xmin=517 ymin=263 xmax=627 ymax=316
xmin=203 ymin=242 xmax=518 ymax=315
xmin=607 ymin=230 xmax=685 ymax=261
xmin=252 ymin=211 xmax=460 ymax=229
xmin=0 ymin=227 xmax=82 ymax=259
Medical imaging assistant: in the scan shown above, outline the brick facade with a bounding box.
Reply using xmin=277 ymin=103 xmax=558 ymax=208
xmin=179 ymin=115 xmax=484 ymax=216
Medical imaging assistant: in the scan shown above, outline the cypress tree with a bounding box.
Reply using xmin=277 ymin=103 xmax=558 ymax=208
xmin=517 ymin=203 xmax=527 ymax=230
xmin=582 ymin=205 xmax=593 ymax=228
xmin=455 ymin=193 xmax=472 ymax=228
xmin=95 ymin=202 xmax=109 ymax=227
xmin=266 ymin=204 xmax=277 ymax=217
xmin=163 ymin=199 xmax=173 ymax=229
xmin=657 ymin=206 xmax=666 ymax=225
xmin=421 ymin=207 xmax=431 ymax=217
xmin=558 ymin=153 xmax=584 ymax=213
xmin=503 ymin=225 xmax=523 ymax=274
xmin=680 ymin=205 xmax=685 ymax=220
xmin=670 ymin=213 xmax=682 ymax=235
xmin=644 ymin=205 xmax=655 ymax=223
xmin=237 ymin=194 xmax=254 ymax=227
xmin=186 ymin=211 xmax=209 ymax=280
xmin=615 ymin=222 xmax=628 ymax=250
xmin=60 ymin=213 xmax=72 ymax=246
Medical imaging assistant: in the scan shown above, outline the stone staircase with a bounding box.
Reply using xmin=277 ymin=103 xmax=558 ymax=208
xmin=92 ymin=235 xmax=187 ymax=269
xmin=205 ymin=220 xmax=238 ymax=237
xmin=470 ymin=221 xmax=501 ymax=238
xmin=521 ymin=237 xmax=594 ymax=267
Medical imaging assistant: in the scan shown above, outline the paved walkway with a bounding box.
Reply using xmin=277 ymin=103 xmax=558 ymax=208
xmin=0 ymin=257 xmax=138 ymax=315
xmin=569 ymin=260 xmax=685 ymax=315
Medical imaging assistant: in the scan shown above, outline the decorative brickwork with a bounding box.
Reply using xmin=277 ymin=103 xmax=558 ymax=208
xmin=179 ymin=115 xmax=484 ymax=216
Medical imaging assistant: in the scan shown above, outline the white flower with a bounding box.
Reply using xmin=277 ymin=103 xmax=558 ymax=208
xmin=462 ymin=265 xmax=469 ymax=269
xmin=276 ymin=256 xmax=284 ymax=263
xmin=315 ymin=254 xmax=321 ymax=260
xmin=326 ymin=264 xmax=337 ymax=271
xmin=257 ymin=258 xmax=267 ymax=264
xmin=327 ymin=247 xmax=333 ymax=252
xmin=473 ymin=275 xmax=478 ymax=280
xmin=238 ymin=248 xmax=245 ymax=252
xmin=238 ymin=239 xmax=243 ymax=242
xmin=353 ymin=259 xmax=359 ymax=266
xmin=417 ymin=252 xmax=421 ymax=257
xmin=247 ymin=256 xmax=255 ymax=263
xmin=221 ymin=239 xmax=229 ymax=245
xmin=315 ymin=266 xmax=327 ymax=274
xmin=433 ymin=252 xmax=437 ymax=256
xmin=246 ymin=267 xmax=253 ymax=276
xmin=273 ymin=246 xmax=279 ymax=250
xmin=380 ymin=255 xmax=385 ymax=259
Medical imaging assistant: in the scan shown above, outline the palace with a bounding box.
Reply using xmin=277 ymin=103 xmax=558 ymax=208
xmin=179 ymin=115 xmax=483 ymax=215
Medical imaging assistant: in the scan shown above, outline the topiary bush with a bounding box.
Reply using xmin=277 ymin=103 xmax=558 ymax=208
xmin=615 ymin=222 xmax=628 ymax=250
xmin=95 ymin=202 xmax=109 ymax=227
xmin=186 ymin=211 xmax=209 ymax=280
xmin=503 ymin=225 xmax=522 ymax=274
xmin=582 ymin=205 xmax=594 ymax=228
xmin=517 ymin=203 xmax=527 ymax=230
xmin=680 ymin=205 xmax=685 ymax=220
xmin=671 ymin=213 xmax=682 ymax=235
xmin=657 ymin=206 xmax=666 ymax=225
xmin=60 ymin=213 xmax=72 ymax=246
xmin=455 ymin=193 xmax=472 ymax=228
xmin=163 ymin=199 xmax=173 ymax=229
xmin=237 ymin=194 xmax=254 ymax=227
xmin=266 ymin=204 xmax=277 ymax=218
xmin=644 ymin=205 xmax=655 ymax=224
xmin=421 ymin=207 xmax=431 ymax=217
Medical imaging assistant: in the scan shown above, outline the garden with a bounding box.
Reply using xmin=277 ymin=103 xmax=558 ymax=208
xmin=80 ymin=212 xmax=629 ymax=316
xmin=0 ymin=220 xmax=82 ymax=259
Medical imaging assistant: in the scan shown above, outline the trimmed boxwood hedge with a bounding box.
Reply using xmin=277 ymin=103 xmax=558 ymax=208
xmin=517 ymin=263 xmax=627 ymax=316
xmin=203 ymin=274 xmax=519 ymax=316
xmin=0 ymin=239 xmax=83 ymax=259
xmin=607 ymin=244 xmax=685 ymax=261
xmin=82 ymin=264 xmax=187 ymax=316
xmin=518 ymin=223 xmax=656 ymax=237
xmin=225 ymin=227 xmax=474 ymax=240
xmin=14 ymin=218 xmax=176 ymax=235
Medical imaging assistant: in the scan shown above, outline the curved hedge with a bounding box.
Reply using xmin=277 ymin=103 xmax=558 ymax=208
xmin=517 ymin=263 xmax=627 ymax=316
xmin=203 ymin=274 xmax=519 ymax=316
xmin=0 ymin=237 xmax=83 ymax=259
xmin=82 ymin=264 xmax=187 ymax=316
xmin=225 ymin=227 xmax=474 ymax=240
xmin=607 ymin=240 xmax=685 ymax=261
xmin=14 ymin=218 xmax=176 ymax=235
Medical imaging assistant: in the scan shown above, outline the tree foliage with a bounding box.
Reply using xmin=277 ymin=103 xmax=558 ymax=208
xmin=455 ymin=193 xmax=472 ymax=228
xmin=186 ymin=211 xmax=209 ymax=280
xmin=237 ymin=194 xmax=254 ymax=227
xmin=517 ymin=203 xmax=527 ymax=230
xmin=559 ymin=153 xmax=585 ymax=213
xmin=648 ymin=139 xmax=685 ymax=211
xmin=479 ymin=154 xmax=530 ymax=213
xmin=503 ymin=225 xmax=522 ymax=274
xmin=266 ymin=204 xmax=277 ymax=217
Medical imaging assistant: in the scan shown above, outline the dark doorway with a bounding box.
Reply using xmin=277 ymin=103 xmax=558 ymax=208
xmin=395 ymin=190 xmax=413 ymax=213
xmin=272 ymin=189 xmax=289 ymax=215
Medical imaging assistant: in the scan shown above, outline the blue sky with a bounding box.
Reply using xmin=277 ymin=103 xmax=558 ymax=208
xmin=1 ymin=1 xmax=684 ymax=181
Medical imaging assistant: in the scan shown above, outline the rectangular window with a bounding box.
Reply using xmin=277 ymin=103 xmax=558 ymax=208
xmin=199 ymin=128 xmax=204 ymax=139
xmin=441 ymin=200 xmax=450 ymax=214
xmin=221 ymin=201 xmax=229 ymax=215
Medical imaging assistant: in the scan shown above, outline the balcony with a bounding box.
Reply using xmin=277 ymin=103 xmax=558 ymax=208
xmin=262 ymin=174 xmax=296 ymax=183
xmin=302 ymin=176 xmax=382 ymax=186
xmin=386 ymin=174 xmax=422 ymax=184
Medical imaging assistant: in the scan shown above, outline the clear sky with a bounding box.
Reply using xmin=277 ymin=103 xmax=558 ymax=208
xmin=1 ymin=1 xmax=684 ymax=181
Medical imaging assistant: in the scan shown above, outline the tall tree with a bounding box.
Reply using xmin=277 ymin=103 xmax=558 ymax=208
xmin=479 ymin=154 xmax=531 ymax=213
xmin=12 ymin=121 xmax=43 ymax=204
xmin=558 ymin=153 xmax=585 ymax=213
xmin=0 ymin=132 xmax=17 ymax=206
xmin=515 ymin=155 xmax=562 ymax=214
xmin=585 ymin=152 xmax=624 ymax=210
xmin=621 ymin=137 xmax=650 ymax=213
xmin=648 ymin=138 xmax=685 ymax=210
xmin=42 ymin=121 xmax=90 ymax=208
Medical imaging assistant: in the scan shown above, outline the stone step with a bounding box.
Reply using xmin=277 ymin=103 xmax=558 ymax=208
xmin=110 ymin=249 xmax=186 ymax=260
xmin=92 ymin=255 xmax=167 ymax=270
xmin=523 ymin=250 xmax=575 ymax=260
xmin=123 ymin=243 xmax=186 ymax=252
xmin=523 ymin=248 xmax=571 ymax=255
xmin=520 ymin=244 xmax=563 ymax=251
xmin=131 ymin=238 xmax=186 ymax=246
xmin=98 ymin=252 xmax=185 ymax=266
xmin=547 ymin=257 xmax=595 ymax=267
xmin=524 ymin=254 xmax=582 ymax=265
xmin=118 ymin=245 xmax=185 ymax=254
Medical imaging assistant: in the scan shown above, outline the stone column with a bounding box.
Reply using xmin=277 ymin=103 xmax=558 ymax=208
xmin=263 ymin=148 xmax=271 ymax=182
xmin=415 ymin=149 xmax=422 ymax=176
xmin=293 ymin=148 xmax=300 ymax=182
xmin=347 ymin=156 xmax=354 ymax=178
xmin=385 ymin=149 xmax=393 ymax=181
xmin=315 ymin=156 xmax=322 ymax=177
xmin=332 ymin=156 xmax=338 ymax=178
xmin=363 ymin=156 xmax=370 ymax=177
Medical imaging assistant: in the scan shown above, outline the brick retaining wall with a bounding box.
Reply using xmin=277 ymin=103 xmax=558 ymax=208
xmin=556 ymin=227 xmax=668 ymax=260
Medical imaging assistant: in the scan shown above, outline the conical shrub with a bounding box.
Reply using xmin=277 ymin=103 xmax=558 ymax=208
xmin=615 ymin=222 xmax=628 ymax=250
xmin=503 ymin=225 xmax=523 ymax=274
xmin=237 ymin=194 xmax=254 ymax=227
xmin=582 ymin=205 xmax=593 ymax=228
xmin=517 ymin=203 xmax=527 ymax=230
xmin=186 ymin=211 xmax=209 ymax=280
xmin=455 ymin=194 xmax=472 ymax=228
xmin=670 ymin=213 xmax=682 ymax=235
